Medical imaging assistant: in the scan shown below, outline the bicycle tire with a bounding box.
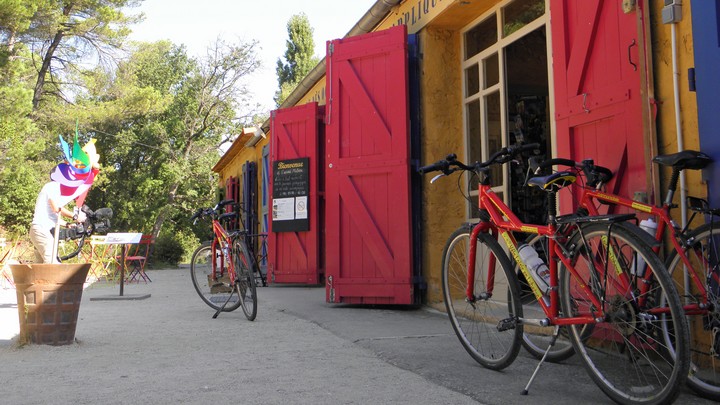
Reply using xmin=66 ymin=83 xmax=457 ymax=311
xmin=233 ymin=239 xmax=258 ymax=321
xmin=516 ymin=234 xmax=576 ymax=362
xmin=560 ymin=222 xmax=689 ymax=405
xmin=441 ymin=225 xmax=522 ymax=370
xmin=190 ymin=241 xmax=242 ymax=312
xmin=663 ymin=221 xmax=720 ymax=400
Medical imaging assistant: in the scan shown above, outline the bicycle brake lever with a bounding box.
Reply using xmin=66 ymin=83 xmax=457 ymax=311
xmin=430 ymin=173 xmax=446 ymax=184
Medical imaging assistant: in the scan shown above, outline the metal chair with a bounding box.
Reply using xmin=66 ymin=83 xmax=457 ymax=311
xmin=122 ymin=234 xmax=154 ymax=283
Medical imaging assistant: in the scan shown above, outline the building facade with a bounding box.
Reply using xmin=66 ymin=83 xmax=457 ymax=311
xmin=213 ymin=0 xmax=715 ymax=306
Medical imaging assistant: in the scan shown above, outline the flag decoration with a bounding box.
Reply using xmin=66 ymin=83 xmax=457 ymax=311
xmin=50 ymin=125 xmax=100 ymax=208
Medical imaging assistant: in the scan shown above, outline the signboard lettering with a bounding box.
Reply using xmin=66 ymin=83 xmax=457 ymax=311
xmin=272 ymin=158 xmax=310 ymax=232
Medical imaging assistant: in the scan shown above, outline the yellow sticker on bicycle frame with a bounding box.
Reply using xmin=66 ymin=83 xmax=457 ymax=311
xmin=631 ymin=202 xmax=653 ymax=213
xmin=601 ymin=235 xmax=625 ymax=276
xmin=596 ymin=193 xmax=620 ymax=203
xmin=502 ymin=232 xmax=544 ymax=301
xmin=520 ymin=226 xmax=539 ymax=234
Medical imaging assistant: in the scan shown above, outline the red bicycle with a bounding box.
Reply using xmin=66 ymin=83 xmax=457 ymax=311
xmin=420 ymin=144 xmax=689 ymax=404
xmin=190 ymin=199 xmax=258 ymax=321
xmin=528 ymin=150 xmax=720 ymax=400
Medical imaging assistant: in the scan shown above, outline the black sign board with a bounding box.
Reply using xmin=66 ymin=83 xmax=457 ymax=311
xmin=272 ymin=157 xmax=310 ymax=232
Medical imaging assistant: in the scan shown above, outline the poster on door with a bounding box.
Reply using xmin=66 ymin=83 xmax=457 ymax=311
xmin=272 ymin=157 xmax=310 ymax=232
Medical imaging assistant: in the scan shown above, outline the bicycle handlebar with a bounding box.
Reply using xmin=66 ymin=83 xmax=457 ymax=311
xmin=419 ymin=143 xmax=540 ymax=175
xmin=191 ymin=199 xmax=239 ymax=225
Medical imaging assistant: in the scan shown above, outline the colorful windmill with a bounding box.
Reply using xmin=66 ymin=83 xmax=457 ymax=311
xmin=50 ymin=124 xmax=100 ymax=208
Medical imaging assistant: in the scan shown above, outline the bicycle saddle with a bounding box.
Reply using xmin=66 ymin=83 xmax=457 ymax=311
xmin=527 ymin=171 xmax=577 ymax=191
xmin=652 ymin=150 xmax=713 ymax=170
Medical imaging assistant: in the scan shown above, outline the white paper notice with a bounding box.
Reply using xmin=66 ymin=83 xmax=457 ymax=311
xmin=295 ymin=196 xmax=308 ymax=219
xmin=273 ymin=198 xmax=295 ymax=221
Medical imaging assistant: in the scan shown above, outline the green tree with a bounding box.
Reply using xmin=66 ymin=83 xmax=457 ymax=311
xmin=0 ymin=21 xmax=44 ymax=235
xmin=3 ymin=0 xmax=144 ymax=110
xmin=0 ymin=0 xmax=43 ymax=61
xmin=77 ymin=39 xmax=261 ymax=246
xmin=274 ymin=13 xmax=319 ymax=106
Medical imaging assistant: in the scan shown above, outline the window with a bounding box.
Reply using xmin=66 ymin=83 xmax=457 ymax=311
xmin=461 ymin=0 xmax=549 ymax=222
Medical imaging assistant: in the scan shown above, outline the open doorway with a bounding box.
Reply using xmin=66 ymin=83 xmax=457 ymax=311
xmin=461 ymin=0 xmax=549 ymax=224
xmin=506 ymin=26 xmax=550 ymax=225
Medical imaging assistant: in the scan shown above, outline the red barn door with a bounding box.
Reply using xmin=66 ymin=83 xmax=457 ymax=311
xmin=324 ymin=25 xmax=414 ymax=304
xmin=268 ymin=102 xmax=322 ymax=284
xmin=551 ymin=0 xmax=651 ymax=211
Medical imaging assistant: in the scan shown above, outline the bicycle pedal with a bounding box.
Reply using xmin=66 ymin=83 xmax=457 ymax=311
xmin=497 ymin=316 xmax=518 ymax=332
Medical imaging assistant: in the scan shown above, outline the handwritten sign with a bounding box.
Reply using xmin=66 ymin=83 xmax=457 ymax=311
xmin=272 ymin=158 xmax=310 ymax=232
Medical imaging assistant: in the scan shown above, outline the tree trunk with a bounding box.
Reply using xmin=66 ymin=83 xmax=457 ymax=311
xmin=150 ymin=180 xmax=180 ymax=239
xmin=150 ymin=139 xmax=195 ymax=239
xmin=6 ymin=30 xmax=16 ymax=57
xmin=33 ymin=30 xmax=64 ymax=110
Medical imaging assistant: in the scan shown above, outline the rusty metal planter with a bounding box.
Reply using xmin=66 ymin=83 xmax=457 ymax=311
xmin=10 ymin=263 xmax=90 ymax=346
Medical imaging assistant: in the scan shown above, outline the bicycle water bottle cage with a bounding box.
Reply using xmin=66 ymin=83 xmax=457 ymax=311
xmin=652 ymin=150 xmax=713 ymax=171
xmin=527 ymin=171 xmax=576 ymax=191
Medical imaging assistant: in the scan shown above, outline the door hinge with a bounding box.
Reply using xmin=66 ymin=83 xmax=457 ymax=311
xmin=328 ymin=43 xmax=334 ymax=56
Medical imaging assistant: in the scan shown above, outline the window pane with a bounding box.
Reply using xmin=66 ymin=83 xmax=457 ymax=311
xmin=465 ymin=14 xmax=497 ymax=60
xmin=503 ymin=0 xmax=545 ymax=37
xmin=485 ymin=91 xmax=503 ymax=187
xmin=466 ymin=99 xmax=482 ymax=165
xmin=484 ymin=53 xmax=499 ymax=89
xmin=465 ymin=64 xmax=480 ymax=97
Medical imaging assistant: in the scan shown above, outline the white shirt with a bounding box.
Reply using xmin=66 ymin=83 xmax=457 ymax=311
xmin=32 ymin=182 xmax=62 ymax=230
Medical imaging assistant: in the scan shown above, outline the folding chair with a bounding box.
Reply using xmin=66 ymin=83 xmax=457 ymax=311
xmin=88 ymin=236 xmax=120 ymax=283
xmin=123 ymin=234 xmax=154 ymax=283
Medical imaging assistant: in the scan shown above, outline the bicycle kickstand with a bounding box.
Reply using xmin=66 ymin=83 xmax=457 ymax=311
xmin=212 ymin=283 xmax=238 ymax=319
xmin=522 ymin=325 xmax=561 ymax=395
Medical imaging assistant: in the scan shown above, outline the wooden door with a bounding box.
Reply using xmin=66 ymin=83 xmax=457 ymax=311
xmin=551 ymin=0 xmax=651 ymax=211
xmin=268 ymin=102 xmax=322 ymax=284
xmin=324 ymin=25 xmax=414 ymax=304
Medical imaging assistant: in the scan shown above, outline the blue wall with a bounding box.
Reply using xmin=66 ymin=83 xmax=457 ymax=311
xmin=691 ymin=0 xmax=720 ymax=207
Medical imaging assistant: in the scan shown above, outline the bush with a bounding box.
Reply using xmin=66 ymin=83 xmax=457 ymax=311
xmin=150 ymin=229 xmax=199 ymax=267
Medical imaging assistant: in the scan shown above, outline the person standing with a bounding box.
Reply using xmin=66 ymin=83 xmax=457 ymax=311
xmin=28 ymin=180 xmax=85 ymax=263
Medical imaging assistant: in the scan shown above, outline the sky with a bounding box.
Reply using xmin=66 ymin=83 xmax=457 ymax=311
xmin=128 ymin=0 xmax=377 ymax=113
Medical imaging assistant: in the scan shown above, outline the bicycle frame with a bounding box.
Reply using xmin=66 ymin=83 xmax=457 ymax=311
xmin=470 ymin=183 xmax=613 ymax=327
xmin=210 ymin=218 xmax=236 ymax=284
xmin=580 ymin=188 xmax=710 ymax=314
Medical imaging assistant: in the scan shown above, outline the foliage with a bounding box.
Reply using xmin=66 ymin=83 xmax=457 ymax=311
xmin=75 ymin=38 xmax=261 ymax=247
xmin=0 ymin=0 xmax=144 ymax=109
xmin=151 ymin=228 xmax=199 ymax=267
xmin=274 ymin=13 xmax=319 ymax=106
xmin=0 ymin=0 xmax=262 ymax=260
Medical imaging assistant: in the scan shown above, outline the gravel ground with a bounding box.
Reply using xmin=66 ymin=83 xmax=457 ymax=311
xmin=0 ymin=268 xmax=479 ymax=405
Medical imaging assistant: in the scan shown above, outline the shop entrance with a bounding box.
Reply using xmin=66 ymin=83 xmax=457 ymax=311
xmin=461 ymin=1 xmax=550 ymax=224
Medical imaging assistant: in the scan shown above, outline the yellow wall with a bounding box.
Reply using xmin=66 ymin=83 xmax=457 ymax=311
xmin=217 ymin=137 xmax=269 ymax=233
xmin=418 ymin=26 xmax=464 ymax=306
xmin=648 ymin=2 xmax=711 ymax=350
xmin=648 ymin=2 xmax=705 ymax=214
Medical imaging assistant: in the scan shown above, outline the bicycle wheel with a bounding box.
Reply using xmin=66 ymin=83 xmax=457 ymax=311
xmin=516 ymin=234 xmax=576 ymax=362
xmin=233 ymin=239 xmax=257 ymax=321
xmin=664 ymin=221 xmax=720 ymax=400
xmin=442 ymin=225 xmax=522 ymax=370
xmin=190 ymin=241 xmax=242 ymax=312
xmin=560 ymin=222 xmax=689 ymax=405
